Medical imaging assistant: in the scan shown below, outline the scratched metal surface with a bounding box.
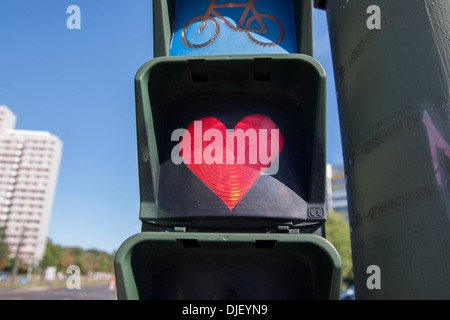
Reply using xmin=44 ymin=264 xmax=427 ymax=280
xmin=325 ymin=0 xmax=450 ymax=299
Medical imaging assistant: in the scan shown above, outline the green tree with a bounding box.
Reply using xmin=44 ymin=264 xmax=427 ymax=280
xmin=325 ymin=211 xmax=353 ymax=287
xmin=41 ymin=238 xmax=115 ymax=275
xmin=0 ymin=227 xmax=10 ymax=271
xmin=60 ymin=247 xmax=75 ymax=269
xmin=41 ymin=239 xmax=63 ymax=270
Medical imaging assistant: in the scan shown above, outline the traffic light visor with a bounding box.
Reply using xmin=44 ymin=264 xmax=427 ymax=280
xmin=135 ymin=55 xmax=326 ymax=229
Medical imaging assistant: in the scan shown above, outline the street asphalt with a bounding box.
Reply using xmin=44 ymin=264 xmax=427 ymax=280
xmin=0 ymin=283 xmax=117 ymax=300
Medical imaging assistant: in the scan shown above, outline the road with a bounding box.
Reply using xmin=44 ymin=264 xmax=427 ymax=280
xmin=0 ymin=283 xmax=117 ymax=300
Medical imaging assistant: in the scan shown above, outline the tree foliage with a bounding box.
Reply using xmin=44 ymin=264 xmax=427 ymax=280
xmin=0 ymin=228 xmax=9 ymax=271
xmin=41 ymin=238 xmax=115 ymax=274
xmin=325 ymin=211 xmax=353 ymax=285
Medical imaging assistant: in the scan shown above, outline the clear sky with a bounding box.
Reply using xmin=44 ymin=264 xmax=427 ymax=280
xmin=0 ymin=1 xmax=343 ymax=253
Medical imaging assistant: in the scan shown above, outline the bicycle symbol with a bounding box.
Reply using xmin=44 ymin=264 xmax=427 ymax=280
xmin=181 ymin=0 xmax=285 ymax=49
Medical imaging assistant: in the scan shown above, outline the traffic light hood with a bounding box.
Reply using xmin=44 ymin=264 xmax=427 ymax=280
xmin=134 ymin=54 xmax=327 ymax=231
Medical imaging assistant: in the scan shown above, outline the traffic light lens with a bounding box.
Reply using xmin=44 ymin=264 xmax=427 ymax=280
xmin=179 ymin=114 xmax=284 ymax=210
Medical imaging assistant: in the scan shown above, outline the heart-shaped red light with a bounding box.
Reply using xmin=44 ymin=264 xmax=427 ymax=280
xmin=180 ymin=114 xmax=283 ymax=210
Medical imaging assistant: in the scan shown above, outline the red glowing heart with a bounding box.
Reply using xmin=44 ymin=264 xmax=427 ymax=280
xmin=180 ymin=114 xmax=283 ymax=210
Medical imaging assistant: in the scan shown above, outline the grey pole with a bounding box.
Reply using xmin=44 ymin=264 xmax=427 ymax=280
xmin=316 ymin=0 xmax=450 ymax=298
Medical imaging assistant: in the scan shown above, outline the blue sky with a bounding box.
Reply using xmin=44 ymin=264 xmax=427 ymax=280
xmin=0 ymin=1 xmax=342 ymax=253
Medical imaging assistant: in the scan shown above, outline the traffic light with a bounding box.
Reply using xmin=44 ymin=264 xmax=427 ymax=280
xmin=134 ymin=54 xmax=329 ymax=231
xmin=115 ymin=0 xmax=342 ymax=300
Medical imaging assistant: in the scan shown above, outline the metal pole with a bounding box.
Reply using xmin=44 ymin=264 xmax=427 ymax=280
xmin=321 ymin=0 xmax=450 ymax=298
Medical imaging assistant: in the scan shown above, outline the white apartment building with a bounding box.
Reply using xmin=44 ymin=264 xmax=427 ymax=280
xmin=326 ymin=163 xmax=348 ymax=215
xmin=0 ymin=106 xmax=62 ymax=264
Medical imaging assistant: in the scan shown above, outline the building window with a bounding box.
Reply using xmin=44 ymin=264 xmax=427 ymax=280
xmin=333 ymin=179 xmax=346 ymax=185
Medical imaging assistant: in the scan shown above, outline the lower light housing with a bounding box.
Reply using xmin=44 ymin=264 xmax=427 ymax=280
xmin=114 ymin=232 xmax=342 ymax=300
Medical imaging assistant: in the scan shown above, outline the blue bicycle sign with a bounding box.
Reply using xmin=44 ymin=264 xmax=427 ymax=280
xmin=181 ymin=0 xmax=285 ymax=49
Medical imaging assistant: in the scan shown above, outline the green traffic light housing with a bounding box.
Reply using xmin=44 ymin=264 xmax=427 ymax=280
xmin=114 ymin=0 xmax=342 ymax=301
xmin=115 ymin=232 xmax=342 ymax=299
xmin=135 ymin=54 xmax=327 ymax=232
